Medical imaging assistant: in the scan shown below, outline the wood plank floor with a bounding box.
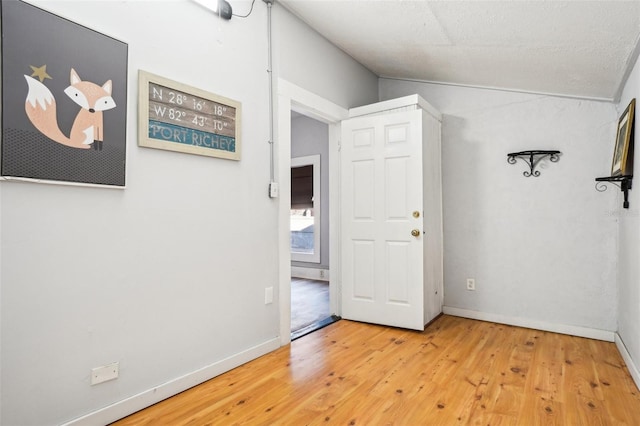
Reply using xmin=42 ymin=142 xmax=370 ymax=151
xmin=112 ymin=315 xmax=640 ymax=425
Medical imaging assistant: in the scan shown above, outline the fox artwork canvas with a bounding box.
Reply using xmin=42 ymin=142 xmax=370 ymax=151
xmin=1 ymin=0 xmax=128 ymax=187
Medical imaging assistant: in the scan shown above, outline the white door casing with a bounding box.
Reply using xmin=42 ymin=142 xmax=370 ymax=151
xmin=341 ymin=109 xmax=426 ymax=330
xmin=277 ymin=79 xmax=348 ymax=345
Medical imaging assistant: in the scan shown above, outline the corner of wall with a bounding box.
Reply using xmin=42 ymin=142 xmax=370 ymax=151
xmin=615 ymin=44 xmax=640 ymax=389
xmin=616 ymin=333 xmax=640 ymax=391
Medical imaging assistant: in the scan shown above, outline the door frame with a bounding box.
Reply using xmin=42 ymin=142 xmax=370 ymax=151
xmin=276 ymin=79 xmax=348 ymax=345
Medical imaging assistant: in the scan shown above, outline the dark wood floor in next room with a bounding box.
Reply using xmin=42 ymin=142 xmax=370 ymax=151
xmin=291 ymin=278 xmax=330 ymax=333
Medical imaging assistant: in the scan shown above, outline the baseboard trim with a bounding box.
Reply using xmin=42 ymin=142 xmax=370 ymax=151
xmin=291 ymin=266 xmax=330 ymax=282
xmin=615 ymin=333 xmax=640 ymax=391
xmin=443 ymin=306 xmax=615 ymax=342
xmin=63 ymin=338 xmax=281 ymax=426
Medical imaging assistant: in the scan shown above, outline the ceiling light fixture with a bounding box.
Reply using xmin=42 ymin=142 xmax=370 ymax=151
xmin=193 ymin=0 xmax=233 ymax=20
xmin=214 ymin=0 xmax=233 ymax=20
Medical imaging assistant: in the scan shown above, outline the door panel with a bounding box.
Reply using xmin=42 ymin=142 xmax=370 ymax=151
xmin=341 ymin=110 xmax=425 ymax=330
xmin=353 ymin=240 xmax=375 ymax=300
xmin=386 ymin=241 xmax=410 ymax=304
xmin=385 ymin=156 xmax=409 ymax=219
xmin=352 ymin=160 xmax=375 ymax=219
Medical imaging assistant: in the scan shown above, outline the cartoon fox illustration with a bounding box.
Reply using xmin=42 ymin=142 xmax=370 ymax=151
xmin=24 ymin=68 xmax=116 ymax=150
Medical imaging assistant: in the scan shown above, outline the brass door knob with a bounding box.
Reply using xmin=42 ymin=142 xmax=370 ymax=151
xmin=411 ymin=229 xmax=420 ymax=237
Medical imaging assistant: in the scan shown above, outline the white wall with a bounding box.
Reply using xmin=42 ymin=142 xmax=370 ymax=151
xmin=272 ymin=5 xmax=377 ymax=110
xmin=617 ymin=52 xmax=640 ymax=379
xmin=291 ymin=114 xmax=330 ymax=269
xmin=0 ymin=1 xmax=377 ymax=424
xmin=380 ymin=79 xmax=619 ymax=334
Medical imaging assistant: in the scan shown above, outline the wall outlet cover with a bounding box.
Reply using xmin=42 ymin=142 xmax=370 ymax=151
xmin=91 ymin=362 xmax=119 ymax=385
xmin=466 ymin=278 xmax=476 ymax=291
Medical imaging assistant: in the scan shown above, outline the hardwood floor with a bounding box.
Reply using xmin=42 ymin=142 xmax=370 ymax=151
xmin=112 ymin=315 xmax=640 ymax=425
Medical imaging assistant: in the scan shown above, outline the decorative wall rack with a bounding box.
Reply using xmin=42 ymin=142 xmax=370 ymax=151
xmin=595 ymin=175 xmax=633 ymax=209
xmin=507 ymin=150 xmax=561 ymax=177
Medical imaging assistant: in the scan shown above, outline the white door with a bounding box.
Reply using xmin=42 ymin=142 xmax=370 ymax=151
xmin=341 ymin=109 xmax=425 ymax=330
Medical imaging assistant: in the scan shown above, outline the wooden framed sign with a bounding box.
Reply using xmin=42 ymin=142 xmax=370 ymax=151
xmin=138 ymin=70 xmax=241 ymax=160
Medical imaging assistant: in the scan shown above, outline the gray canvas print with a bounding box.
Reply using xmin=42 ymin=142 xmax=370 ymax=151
xmin=1 ymin=0 xmax=128 ymax=186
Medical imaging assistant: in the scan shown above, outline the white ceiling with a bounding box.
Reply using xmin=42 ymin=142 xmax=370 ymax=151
xmin=279 ymin=0 xmax=640 ymax=101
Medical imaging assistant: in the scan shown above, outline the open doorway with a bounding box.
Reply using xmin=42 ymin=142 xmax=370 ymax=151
xmin=276 ymin=80 xmax=348 ymax=346
xmin=290 ymin=111 xmax=336 ymax=340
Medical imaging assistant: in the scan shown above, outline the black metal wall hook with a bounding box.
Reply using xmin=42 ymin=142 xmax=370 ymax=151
xmin=595 ymin=175 xmax=633 ymax=208
xmin=507 ymin=150 xmax=561 ymax=177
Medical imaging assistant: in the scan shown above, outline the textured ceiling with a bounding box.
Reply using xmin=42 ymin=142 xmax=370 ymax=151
xmin=279 ymin=0 xmax=640 ymax=100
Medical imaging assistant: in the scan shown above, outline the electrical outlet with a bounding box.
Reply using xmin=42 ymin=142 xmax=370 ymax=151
xmin=91 ymin=362 xmax=119 ymax=385
xmin=466 ymin=278 xmax=476 ymax=291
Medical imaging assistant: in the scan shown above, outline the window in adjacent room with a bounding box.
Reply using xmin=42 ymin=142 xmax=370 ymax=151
xmin=291 ymin=155 xmax=320 ymax=263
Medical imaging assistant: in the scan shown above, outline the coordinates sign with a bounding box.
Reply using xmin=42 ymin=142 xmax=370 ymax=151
xmin=138 ymin=71 xmax=241 ymax=160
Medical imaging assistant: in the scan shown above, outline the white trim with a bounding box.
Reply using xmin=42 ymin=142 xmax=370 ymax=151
xmin=349 ymin=94 xmax=442 ymax=121
xmin=327 ymin=122 xmax=342 ymax=319
xmin=443 ymin=306 xmax=615 ymax=342
xmin=278 ymin=80 xmax=349 ymax=124
xmin=379 ymin=76 xmax=616 ymax=103
xmin=615 ymin=333 xmax=640 ymax=391
xmin=291 ymin=266 xmax=330 ymax=282
xmin=290 ymin=154 xmax=321 ymax=264
xmin=276 ymin=91 xmax=293 ymax=347
xmin=277 ymin=79 xmax=348 ymax=346
xmin=62 ymin=338 xmax=280 ymax=426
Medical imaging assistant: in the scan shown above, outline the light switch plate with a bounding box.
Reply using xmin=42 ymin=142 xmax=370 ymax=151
xmin=269 ymin=182 xmax=279 ymax=198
